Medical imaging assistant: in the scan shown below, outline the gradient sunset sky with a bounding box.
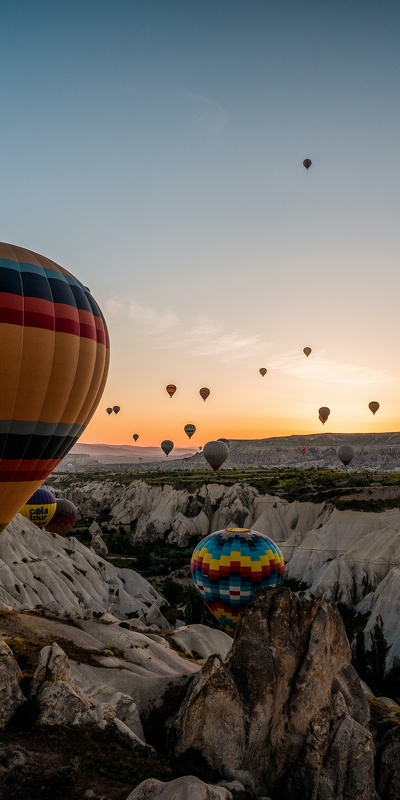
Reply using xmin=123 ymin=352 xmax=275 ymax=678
xmin=1 ymin=0 xmax=400 ymax=448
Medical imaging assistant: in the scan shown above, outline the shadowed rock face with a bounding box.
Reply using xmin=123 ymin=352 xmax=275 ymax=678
xmin=169 ymin=587 xmax=378 ymax=800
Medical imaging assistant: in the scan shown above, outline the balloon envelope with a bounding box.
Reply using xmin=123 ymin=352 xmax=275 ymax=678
xmin=299 ymin=446 xmax=307 ymax=455
xmin=199 ymin=387 xmax=210 ymax=402
xmin=46 ymin=498 xmax=78 ymax=536
xmin=20 ymin=488 xmax=57 ymax=529
xmin=303 ymin=347 xmax=312 ymax=357
xmin=203 ymin=440 xmax=229 ymax=471
xmin=184 ymin=424 xmax=196 ymax=439
xmin=191 ymin=527 xmax=285 ymax=633
xmin=303 ymin=159 xmax=312 ymax=170
xmin=166 ymin=384 xmax=176 ymax=398
xmin=336 ymin=444 xmax=356 ymax=467
xmin=217 ymin=438 xmax=230 ymax=446
xmin=259 ymin=368 xmax=267 ymax=376
xmin=133 ymin=434 xmax=139 ymax=442
xmin=318 ymin=406 xmax=330 ymax=424
xmin=113 ymin=406 xmax=120 ymax=414
xmin=161 ymin=439 xmax=174 ymax=456
xmin=0 ymin=243 xmax=109 ymax=533
xmin=369 ymin=401 xmax=380 ymax=415
xmin=106 ymin=408 xmax=113 ymax=415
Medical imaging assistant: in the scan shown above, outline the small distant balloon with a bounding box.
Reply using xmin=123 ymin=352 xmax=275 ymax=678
xmin=166 ymin=384 xmax=176 ymax=398
xmin=336 ymin=444 xmax=356 ymax=467
xmin=20 ymin=488 xmax=57 ymax=529
xmin=303 ymin=347 xmax=312 ymax=357
xmin=368 ymin=401 xmax=380 ymax=415
xmin=106 ymin=407 xmax=113 ymax=415
xmin=203 ymin=440 xmax=229 ymax=471
xmin=113 ymin=406 xmax=120 ymax=414
xmin=303 ymin=158 xmax=312 ymax=170
xmin=133 ymin=433 xmax=139 ymax=442
xmin=191 ymin=527 xmax=285 ymax=634
xmin=199 ymin=387 xmax=210 ymax=402
xmin=161 ymin=439 xmax=174 ymax=456
xmin=184 ymin=424 xmax=196 ymax=439
xmin=198 ymin=446 xmax=202 ymax=451
xmin=259 ymin=368 xmax=267 ymax=377
xmin=299 ymin=446 xmax=307 ymax=455
xmin=318 ymin=406 xmax=330 ymax=424
xmin=46 ymin=498 xmax=78 ymax=536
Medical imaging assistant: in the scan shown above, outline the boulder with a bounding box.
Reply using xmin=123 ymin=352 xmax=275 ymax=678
xmin=169 ymin=587 xmax=378 ymax=800
xmin=126 ymin=775 xmax=233 ymax=799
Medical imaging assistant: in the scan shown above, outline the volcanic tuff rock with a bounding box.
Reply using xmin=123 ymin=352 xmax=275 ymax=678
xmin=44 ymin=477 xmax=400 ymax=665
xmin=31 ymin=641 xmax=150 ymax=746
xmin=0 ymin=514 xmax=163 ymax=622
xmin=169 ymin=587 xmax=378 ymax=800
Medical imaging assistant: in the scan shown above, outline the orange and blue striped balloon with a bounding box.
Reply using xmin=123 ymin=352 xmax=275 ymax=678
xmin=191 ymin=527 xmax=285 ymax=633
xmin=0 ymin=243 xmax=109 ymax=532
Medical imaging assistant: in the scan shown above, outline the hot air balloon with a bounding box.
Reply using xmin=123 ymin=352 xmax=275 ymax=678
xmin=369 ymin=401 xmax=380 ymax=415
xmin=106 ymin=407 xmax=113 ymax=415
xmin=203 ymin=440 xmax=229 ymax=471
xmin=133 ymin=434 xmax=139 ymax=442
xmin=303 ymin=159 xmax=312 ymax=170
xmin=336 ymin=444 xmax=356 ymax=467
xmin=191 ymin=527 xmax=285 ymax=634
xmin=318 ymin=406 xmax=330 ymax=424
xmin=46 ymin=498 xmax=78 ymax=536
xmin=217 ymin=438 xmax=230 ymax=446
xmin=199 ymin=387 xmax=210 ymax=402
xmin=299 ymin=446 xmax=307 ymax=455
xmin=161 ymin=440 xmax=174 ymax=456
xmin=166 ymin=384 xmax=176 ymax=398
xmin=20 ymin=488 xmax=57 ymax=529
xmin=184 ymin=424 xmax=196 ymax=439
xmin=0 ymin=243 xmax=109 ymax=534
xmin=303 ymin=347 xmax=312 ymax=357
xmin=113 ymin=406 xmax=120 ymax=414
xmin=259 ymin=368 xmax=267 ymax=377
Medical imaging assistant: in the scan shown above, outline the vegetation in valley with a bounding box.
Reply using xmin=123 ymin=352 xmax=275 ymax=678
xmin=55 ymin=466 xmax=400 ymax=509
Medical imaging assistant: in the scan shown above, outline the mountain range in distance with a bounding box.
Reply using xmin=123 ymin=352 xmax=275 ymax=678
xmin=67 ymin=432 xmax=400 ymax=469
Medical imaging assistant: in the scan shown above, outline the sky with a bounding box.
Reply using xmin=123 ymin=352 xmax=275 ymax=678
xmin=1 ymin=0 xmax=400 ymax=448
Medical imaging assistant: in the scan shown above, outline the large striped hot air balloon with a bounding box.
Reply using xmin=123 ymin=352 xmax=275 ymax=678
xmin=46 ymin=498 xmax=78 ymax=536
xmin=191 ymin=527 xmax=285 ymax=634
xmin=0 ymin=243 xmax=109 ymax=533
xmin=20 ymin=488 xmax=57 ymax=529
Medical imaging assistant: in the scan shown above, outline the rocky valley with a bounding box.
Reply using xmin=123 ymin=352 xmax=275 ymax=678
xmin=0 ymin=466 xmax=400 ymax=799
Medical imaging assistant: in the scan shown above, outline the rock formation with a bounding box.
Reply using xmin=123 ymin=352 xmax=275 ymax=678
xmin=169 ymin=587 xmax=378 ymax=800
xmin=0 ymin=638 xmax=26 ymax=728
xmin=0 ymin=514 xmax=163 ymax=622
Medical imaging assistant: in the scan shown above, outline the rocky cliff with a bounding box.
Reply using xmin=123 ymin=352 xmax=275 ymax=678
xmin=169 ymin=587 xmax=379 ymax=800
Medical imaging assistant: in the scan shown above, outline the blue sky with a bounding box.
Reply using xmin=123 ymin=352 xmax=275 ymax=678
xmin=1 ymin=1 xmax=400 ymax=444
